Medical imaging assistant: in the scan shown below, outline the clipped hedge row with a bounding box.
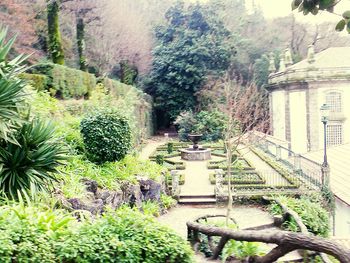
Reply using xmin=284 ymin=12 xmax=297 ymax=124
xmin=19 ymin=73 xmax=48 ymax=91
xmin=207 ymin=158 xmax=255 ymax=171
xmin=209 ymin=171 xmax=266 ymax=185
xmin=23 ymin=63 xmax=154 ymax=141
xmin=29 ymin=63 xmax=96 ymax=99
xmin=250 ymin=147 xmax=301 ymax=188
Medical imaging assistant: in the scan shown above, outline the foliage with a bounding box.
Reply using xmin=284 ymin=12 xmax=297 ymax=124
xmin=76 ymin=18 xmax=87 ymax=71
xmin=160 ymin=194 xmax=177 ymax=209
xmin=141 ymin=201 xmax=161 ymax=217
xmin=155 ymin=154 xmax=165 ymax=165
xmin=269 ymin=196 xmax=330 ymax=237
xmin=0 ymin=204 xmax=194 ymax=262
xmin=147 ymin=2 xmax=232 ymax=121
xmin=80 ymin=111 xmax=132 ymax=163
xmin=222 ymin=240 xmax=266 ymax=262
xmin=175 ymin=110 xmax=227 ymax=141
xmin=58 ymin=155 xmax=165 ymax=197
xmin=30 ymin=63 xmax=96 ymax=99
xmin=0 ymin=28 xmax=28 ymax=143
xmin=19 ymin=73 xmax=48 ymax=91
xmin=47 ymin=0 xmax=65 ymax=65
xmin=0 ymin=119 xmax=67 ymax=199
xmin=167 ymin=142 xmax=174 ymax=154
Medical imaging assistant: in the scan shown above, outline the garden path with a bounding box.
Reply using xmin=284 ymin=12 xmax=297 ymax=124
xmin=158 ymin=205 xmax=302 ymax=263
xmin=139 ymin=136 xmax=166 ymax=161
xmin=167 ymin=155 xmax=225 ymax=196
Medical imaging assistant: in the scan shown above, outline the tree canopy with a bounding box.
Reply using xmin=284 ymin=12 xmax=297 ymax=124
xmin=146 ymin=2 xmax=233 ymax=124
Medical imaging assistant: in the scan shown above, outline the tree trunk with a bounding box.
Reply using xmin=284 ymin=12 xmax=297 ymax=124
xmin=47 ymin=0 xmax=65 ymax=65
xmin=76 ymin=17 xmax=87 ymax=71
xmin=187 ymin=222 xmax=350 ymax=263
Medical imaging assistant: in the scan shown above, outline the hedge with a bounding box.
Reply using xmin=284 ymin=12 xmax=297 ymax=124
xmin=19 ymin=73 xmax=48 ymax=91
xmin=29 ymin=63 xmax=96 ymax=99
xmin=209 ymin=171 xmax=266 ymax=185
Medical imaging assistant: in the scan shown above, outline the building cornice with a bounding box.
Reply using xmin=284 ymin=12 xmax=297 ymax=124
xmin=267 ymin=67 xmax=350 ymax=91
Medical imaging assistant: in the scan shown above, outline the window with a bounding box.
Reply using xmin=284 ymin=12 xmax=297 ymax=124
xmin=326 ymin=91 xmax=342 ymax=113
xmin=326 ymin=124 xmax=343 ymax=146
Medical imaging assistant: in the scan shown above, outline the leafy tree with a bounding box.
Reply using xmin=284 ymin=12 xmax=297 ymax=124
xmin=146 ymin=1 xmax=232 ymax=124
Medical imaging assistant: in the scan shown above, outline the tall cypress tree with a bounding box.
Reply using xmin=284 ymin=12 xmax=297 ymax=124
xmin=76 ymin=17 xmax=87 ymax=71
xmin=47 ymin=0 xmax=65 ymax=65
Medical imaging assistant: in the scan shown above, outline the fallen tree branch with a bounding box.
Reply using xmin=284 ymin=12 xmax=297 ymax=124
xmin=187 ymin=222 xmax=350 ymax=262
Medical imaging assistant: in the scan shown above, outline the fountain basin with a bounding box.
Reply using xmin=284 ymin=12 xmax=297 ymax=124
xmin=180 ymin=148 xmax=211 ymax=161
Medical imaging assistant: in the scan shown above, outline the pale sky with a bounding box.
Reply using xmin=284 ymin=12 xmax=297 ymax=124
xmin=192 ymin=0 xmax=350 ymax=23
xmin=247 ymin=0 xmax=350 ymax=23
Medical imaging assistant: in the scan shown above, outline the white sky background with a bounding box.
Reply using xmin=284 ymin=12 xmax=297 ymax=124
xmin=191 ymin=0 xmax=350 ymax=23
xmin=246 ymin=0 xmax=350 ymax=23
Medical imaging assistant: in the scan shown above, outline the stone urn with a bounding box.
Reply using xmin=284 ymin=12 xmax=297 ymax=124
xmin=188 ymin=134 xmax=202 ymax=150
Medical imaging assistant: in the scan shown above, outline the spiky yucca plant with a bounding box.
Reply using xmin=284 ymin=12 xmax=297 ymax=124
xmin=0 ymin=27 xmax=67 ymax=199
xmin=0 ymin=119 xmax=66 ymax=199
xmin=0 ymin=27 xmax=29 ymax=143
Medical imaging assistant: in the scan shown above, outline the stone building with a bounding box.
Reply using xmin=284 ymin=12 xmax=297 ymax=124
xmin=267 ymin=46 xmax=350 ymax=236
xmin=267 ymin=46 xmax=350 ymax=153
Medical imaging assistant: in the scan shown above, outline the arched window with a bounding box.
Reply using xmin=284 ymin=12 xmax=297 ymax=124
xmin=326 ymin=91 xmax=342 ymax=113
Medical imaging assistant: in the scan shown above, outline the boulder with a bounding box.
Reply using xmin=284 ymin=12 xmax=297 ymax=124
xmin=97 ymin=190 xmax=124 ymax=210
xmin=80 ymin=178 xmax=98 ymax=195
xmin=67 ymin=198 xmax=104 ymax=215
xmin=121 ymin=182 xmax=142 ymax=208
xmin=138 ymin=178 xmax=162 ymax=202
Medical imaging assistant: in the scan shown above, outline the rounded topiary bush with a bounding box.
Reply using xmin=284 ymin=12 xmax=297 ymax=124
xmin=80 ymin=111 xmax=132 ymax=163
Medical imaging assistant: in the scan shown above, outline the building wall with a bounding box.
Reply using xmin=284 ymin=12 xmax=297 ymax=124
xmin=335 ymin=198 xmax=350 ymax=237
xmin=289 ymin=90 xmax=308 ymax=153
xmin=271 ymin=90 xmax=286 ymax=141
xmin=316 ymin=82 xmax=350 ymax=149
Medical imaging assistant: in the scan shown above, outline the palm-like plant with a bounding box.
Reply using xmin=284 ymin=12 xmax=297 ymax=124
xmin=0 ymin=26 xmax=67 ymax=199
xmin=0 ymin=119 xmax=66 ymax=199
xmin=0 ymin=27 xmax=29 ymax=143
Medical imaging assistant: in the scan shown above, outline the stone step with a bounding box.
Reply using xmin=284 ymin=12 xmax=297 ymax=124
xmin=180 ymin=194 xmax=215 ymax=199
xmin=178 ymin=197 xmax=216 ymax=205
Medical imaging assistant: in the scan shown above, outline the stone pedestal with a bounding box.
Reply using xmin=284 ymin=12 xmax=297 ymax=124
xmin=180 ymin=148 xmax=211 ymax=161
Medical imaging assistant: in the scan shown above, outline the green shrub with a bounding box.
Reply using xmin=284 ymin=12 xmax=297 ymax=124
xmin=167 ymin=142 xmax=174 ymax=154
xmin=0 ymin=205 xmax=194 ymax=262
xmin=80 ymin=111 xmax=132 ymax=163
xmin=269 ymin=196 xmax=330 ymax=237
xmin=155 ymin=154 xmax=164 ymax=165
xmin=175 ymin=110 xmax=227 ymax=142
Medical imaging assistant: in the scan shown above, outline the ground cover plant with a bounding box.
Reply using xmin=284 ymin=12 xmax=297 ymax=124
xmin=269 ymin=195 xmax=330 ymax=237
xmin=0 ymin=204 xmax=194 ymax=262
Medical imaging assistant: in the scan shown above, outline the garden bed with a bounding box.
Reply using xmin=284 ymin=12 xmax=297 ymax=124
xmin=209 ymin=171 xmax=266 ymax=185
xmin=250 ymin=147 xmax=301 ymax=188
xmin=207 ymin=157 xmax=254 ymax=171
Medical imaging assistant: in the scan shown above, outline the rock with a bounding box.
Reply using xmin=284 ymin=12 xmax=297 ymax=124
xmin=67 ymin=198 xmax=104 ymax=215
xmin=97 ymin=190 xmax=124 ymax=209
xmin=138 ymin=178 xmax=162 ymax=202
xmin=121 ymin=182 xmax=142 ymax=208
xmin=80 ymin=178 xmax=98 ymax=195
